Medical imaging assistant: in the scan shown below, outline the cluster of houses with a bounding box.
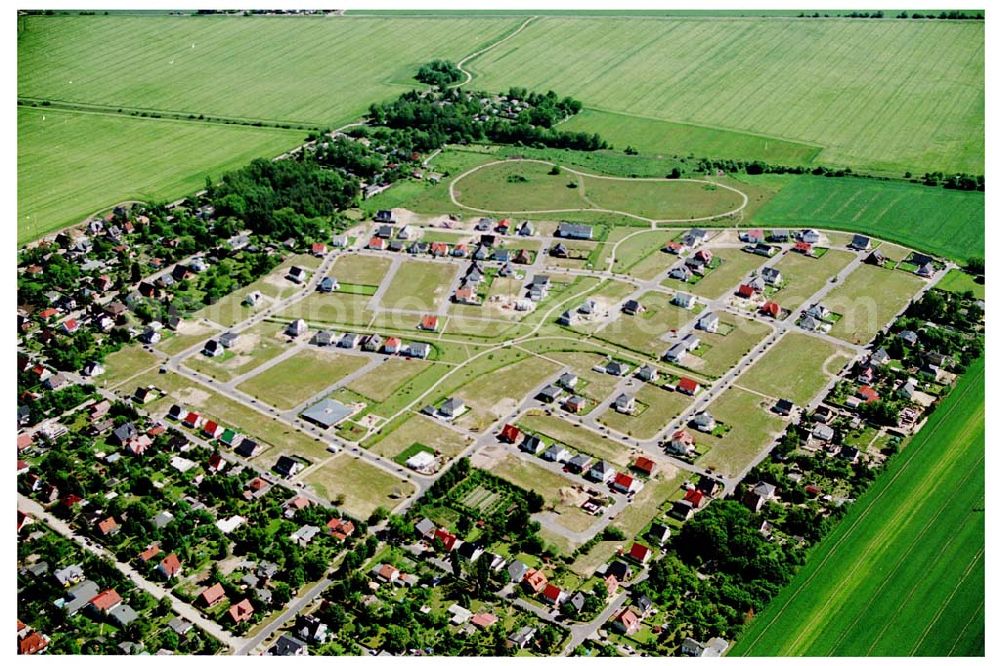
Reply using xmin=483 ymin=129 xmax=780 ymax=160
xmin=302 ymin=324 xmax=432 ymax=360
xmin=499 ymin=423 xmax=652 ymax=498
xmin=165 ymin=405 xmax=265 ymax=459
xmin=797 ymin=303 xmax=836 ymax=333
xmin=534 ymin=370 xmax=588 ymax=414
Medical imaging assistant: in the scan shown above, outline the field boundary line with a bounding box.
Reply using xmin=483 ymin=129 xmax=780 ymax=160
xmin=735 ymin=362 xmax=983 ymax=654
xmin=948 ymin=598 xmax=985 ymax=656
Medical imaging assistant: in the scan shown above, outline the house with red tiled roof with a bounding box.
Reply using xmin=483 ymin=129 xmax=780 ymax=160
xmin=89 ymin=588 xmax=123 ymax=613
xmin=471 ymin=612 xmax=497 ymax=628
xmin=61 ymin=318 xmax=80 ymax=334
xmin=684 ymin=488 xmax=706 ymax=508
xmin=283 ymin=496 xmax=311 ymax=518
xmin=18 ymin=631 xmax=49 ymax=655
xmin=857 ymin=385 xmax=880 ymax=403
xmin=17 ymin=433 xmax=33 ymax=452
xmin=96 ymin=516 xmax=120 ymax=536
xmin=183 ymin=412 xmax=201 ymax=428
xmin=626 ymin=542 xmax=651 ymax=565
xmin=158 ymin=553 xmax=182 ymax=579
xmin=434 ymin=528 xmax=458 ymax=552
xmin=327 ymin=517 xmax=355 ymax=541
xmin=794 ymin=241 xmax=814 ymax=256
xmin=605 ymin=574 xmax=619 ymax=596
xmin=383 ymin=337 xmax=402 ymax=354
xmin=126 ymin=434 xmax=152 ymax=456
xmin=139 ymin=543 xmax=161 ymax=563
xmin=203 ymin=420 xmax=222 ymax=439
xmin=542 ymin=583 xmax=566 ymax=606
xmin=311 ymin=242 xmax=327 ymax=257
xmin=631 ymin=456 xmax=656 ymax=476
xmin=677 ymin=377 xmax=700 ymax=396
xmin=420 ymin=315 xmax=439 ymax=331
xmin=199 ymin=583 xmax=226 ymax=608
xmin=521 ymin=568 xmax=548 ymax=594
xmin=17 ymin=460 xmax=29 ymax=476
xmin=17 ymin=511 xmax=33 ymax=534
xmin=375 ymin=563 xmax=400 ymax=583
xmin=499 ymin=423 xmax=522 ymax=444
xmin=664 ymin=241 xmax=684 ymax=254
xmin=369 ymin=237 xmax=386 ymax=251
xmin=736 ymin=284 xmax=755 ymax=299
xmin=430 ymin=242 xmax=449 ymax=257
xmin=611 ymin=608 xmax=641 ymax=636
xmin=228 ymin=598 xmax=254 ymax=624
xmin=38 ymin=308 xmax=59 ymax=321
xmin=611 ymin=472 xmax=642 ymax=494
xmin=761 ymin=301 xmax=781 ymax=318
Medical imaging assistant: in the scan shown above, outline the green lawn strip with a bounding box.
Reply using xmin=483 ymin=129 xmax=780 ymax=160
xmin=935 ymin=269 xmax=984 ymax=299
xmin=236 ymin=348 xmax=370 ymax=411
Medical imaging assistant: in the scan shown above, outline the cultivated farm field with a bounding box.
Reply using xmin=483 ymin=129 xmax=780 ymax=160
xmin=732 ymin=359 xmax=984 ymax=657
xmin=17 ymin=106 xmax=304 ymax=244
xmin=468 ymin=16 xmax=984 ymax=174
xmin=752 ymin=176 xmax=985 ymax=261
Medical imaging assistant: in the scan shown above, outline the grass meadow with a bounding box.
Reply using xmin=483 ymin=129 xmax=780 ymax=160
xmin=732 ymin=359 xmax=984 ymax=656
xmin=736 ymin=332 xmax=852 ymax=406
xmin=824 ymin=265 xmax=925 ymax=345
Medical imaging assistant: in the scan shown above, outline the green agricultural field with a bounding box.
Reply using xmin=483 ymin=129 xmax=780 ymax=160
xmin=582 ymin=174 xmax=744 ymax=221
xmin=303 ymin=454 xmax=415 ymax=520
xmin=236 ymin=349 xmax=371 ymax=410
xmin=684 ymin=248 xmax=769 ymax=300
xmin=597 ymin=383 xmax=691 ymax=440
xmin=935 ymin=269 xmax=985 ymax=299
xmin=692 ymin=386 xmax=786 ymax=477
xmin=369 ymin=414 xmax=472 ymax=461
xmin=684 ymin=312 xmax=772 ymax=378
xmin=469 ymin=17 xmax=983 ymax=174
xmin=733 ymin=359 xmax=984 ymax=657
xmin=737 ymin=332 xmax=853 ymax=406
xmin=17 ymin=106 xmax=304 ymax=244
xmin=329 ymin=254 xmax=392 ymax=287
xmin=752 ymin=177 xmax=984 ymax=261
xmin=825 ymin=265 xmax=925 ymax=345
xmin=769 ymin=249 xmax=856 ymax=310
xmin=561 ymin=108 xmax=821 ymax=164
xmin=380 ymin=261 xmax=458 ymax=312
xmin=18 ymin=14 xmax=523 ymax=125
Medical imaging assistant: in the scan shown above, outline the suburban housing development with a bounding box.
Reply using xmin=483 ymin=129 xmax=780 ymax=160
xmin=17 ymin=7 xmax=984 ymax=658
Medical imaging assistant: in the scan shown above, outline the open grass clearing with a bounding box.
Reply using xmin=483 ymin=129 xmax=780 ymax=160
xmin=594 ymin=291 xmax=697 ymax=357
xmin=736 ymin=332 xmax=853 ymax=406
xmin=454 ymin=355 xmax=561 ymax=432
xmin=345 ymin=357 xmax=432 ymax=402
xmin=684 ymin=248 xmax=769 ymax=300
xmin=691 ymin=386 xmax=786 ymax=477
xmin=380 ymin=261 xmax=458 ymax=312
xmin=935 ymin=269 xmax=984 ymax=299
xmin=236 ymin=348 xmax=371 ymax=410
xmin=732 ymin=360 xmax=984 ymax=656
xmin=613 ymin=470 xmax=682 ymax=536
xmin=182 ymin=320 xmax=291 ymax=383
xmin=153 ymin=320 xmax=218 ymax=356
xmin=682 ymin=311 xmax=771 ymax=378
xmin=99 ymin=345 xmax=162 ymax=389
xmin=368 ymin=414 xmax=472 ymax=462
xmin=519 ymin=412 xmax=633 ymax=467
xmin=582 ymin=173 xmax=745 ymax=220
xmin=286 ymin=292 xmax=373 ymax=327
xmin=597 ymin=383 xmax=690 ymax=440
xmin=328 ymin=254 xmax=392 ymax=287
xmin=825 ymin=264 xmax=924 ymax=345
xmin=302 ymin=453 xmax=415 ymax=520
xmin=769 ymin=248 xmax=856 ymax=310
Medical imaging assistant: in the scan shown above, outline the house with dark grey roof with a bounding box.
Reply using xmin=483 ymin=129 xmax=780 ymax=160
xmin=557 ymin=222 xmax=593 ymax=240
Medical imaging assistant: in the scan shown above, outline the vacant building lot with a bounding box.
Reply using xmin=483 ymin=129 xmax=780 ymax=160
xmin=597 ymin=383 xmax=690 ymax=440
xmin=455 ymin=355 xmax=561 ymax=432
xmin=682 ymin=311 xmax=772 ymax=378
xmin=369 ymin=414 xmax=472 ymax=462
xmin=346 ymin=357 xmax=433 ymax=402
xmin=380 ymin=260 xmax=458 ymax=312
xmin=236 ymin=348 xmax=372 ymax=410
xmin=100 ymin=345 xmax=162 ymax=389
xmin=684 ymin=248 xmax=769 ymax=300
xmin=182 ymin=320 xmax=291 ymax=383
xmin=292 ymin=292 xmax=374 ymax=327
xmin=824 ymin=265 xmax=925 ymax=345
xmin=519 ymin=411 xmax=633 ymax=467
xmin=692 ymin=386 xmax=786 ymax=477
xmin=302 ymin=453 xmax=415 ymax=519
xmin=595 ymin=291 xmax=697 ymax=357
xmin=736 ymin=333 xmax=853 ymax=406
xmin=329 ymin=253 xmax=392 ymax=288
xmin=769 ymin=249 xmax=856 ymax=310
